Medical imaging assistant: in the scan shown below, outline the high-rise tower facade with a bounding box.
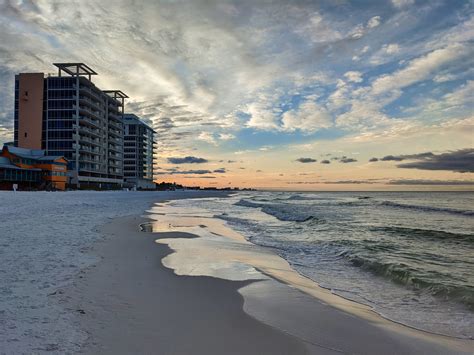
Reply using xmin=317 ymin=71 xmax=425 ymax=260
xmin=123 ymin=114 xmax=156 ymax=189
xmin=14 ymin=63 xmax=127 ymax=188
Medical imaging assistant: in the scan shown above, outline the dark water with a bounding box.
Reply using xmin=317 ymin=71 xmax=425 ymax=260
xmin=172 ymin=191 xmax=474 ymax=338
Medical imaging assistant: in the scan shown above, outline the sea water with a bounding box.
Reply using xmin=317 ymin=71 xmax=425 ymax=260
xmin=164 ymin=191 xmax=474 ymax=338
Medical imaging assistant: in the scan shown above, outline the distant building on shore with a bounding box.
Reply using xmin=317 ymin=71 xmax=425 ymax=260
xmin=123 ymin=114 xmax=157 ymax=190
xmin=14 ymin=63 xmax=128 ymax=189
xmin=0 ymin=145 xmax=68 ymax=190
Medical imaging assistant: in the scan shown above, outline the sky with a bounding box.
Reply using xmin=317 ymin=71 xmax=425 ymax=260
xmin=0 ymin=0 xmax=473 ymax=190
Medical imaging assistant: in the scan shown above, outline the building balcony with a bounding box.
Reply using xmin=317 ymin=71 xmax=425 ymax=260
xmin=77 ymin=85 xmax=105 ymax=102
xmin=77 ymin=95 xmax=103 ymax=112
xmin=108 ymin=136 xmax=122 ymax=144
xmin=108 ymin=145 xmax=122 ymax=153
xmin=108 ymin=161 xmax=122 ymax=169
xmin=79 ymin=155 xmax=101 ymax=163
xmin=73 ymin=144 xmax=101 ymax=155
xmin=108 ymin=130 xmax=123 ymax=140
xmin=74 ymin=124 xmax=102 ymax=138
xmin=109 ymin=120 xmax=122 ymax=129
xmin=75 ymin=105 xmax=105 ymax=121
xmin=109 ymin=152 xmax=122 ymax=159
xmin=76 ymin=115 xmax=101 ymax=129
xmin=75 ymin=135 xmax=101 ymax=147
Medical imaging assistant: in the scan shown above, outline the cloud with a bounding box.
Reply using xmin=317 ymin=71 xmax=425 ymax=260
xmin=339 ymin=157 xmax=358 ymax=163
xmin=320 ymin=159 xmax=331 ymax=164
xmin=197 ymin=131 xmax=235 ymax=145
xmin=167 ymin=156 xmax=208 ymax=164
xmin=219 ymin=133 xmax=235 ymax=141
xmin=367 ymin=16 xmax=381 ymax=29
xmin=369 ymin=157 xmax=379 ymax=162
xmin=295 ymin=157 xmax=317 ymax=163
xmin=371 ymin=43 xmax=469 ymax=95
xmin=281 ymin=101 xmax=332 ymax=133
xmin=344 ymin=71 xmax=363 ymax=83
xmin=381 ymin=155 xmax=405 ymax=161
xmin=287 ymin=179 xmax=381 ymax=185
xmin=323 ymin=180 xmax=377 ymax=184
xmin=383 ymin=43 xmax=400 ymax=54
xmin=370 ymin=150 xmax=474 ymax=173
xmin=433 ymin=73 xmax=458 ymax=83
xmin=294 ymin=12 xmax=343 ymax=44
xmin=389 ymin=179 xmax=474 ymax=186
xmin=396 ymin=149 xmax=474 ymax=173
xmin=245 ymin=101 xmax=279 ymax=130
xmin=213 ymin=168 xmax=226 ymax=173
xmin=198 ymin=132 xmax=217 ymax=145
xmin=391 ymin=0 xmax=415 ymax=8
xmin=164 ymin=169 xmax=212 ymax=175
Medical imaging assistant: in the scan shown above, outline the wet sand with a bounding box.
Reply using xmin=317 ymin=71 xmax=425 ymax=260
xmin=67 ymin=215 xmax=309 ymax=354
xmin=68 ymin=214 xmax=473 ymax=354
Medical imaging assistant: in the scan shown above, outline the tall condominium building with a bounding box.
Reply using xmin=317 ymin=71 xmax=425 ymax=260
xmin=123 ymin=114 xmax=156 ymax=190
xmin=14 ymin=63 xmax=128 ymax=188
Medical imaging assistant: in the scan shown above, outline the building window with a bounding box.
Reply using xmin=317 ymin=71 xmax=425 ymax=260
xmin=24 ymin=132 xmax=28 ymax=138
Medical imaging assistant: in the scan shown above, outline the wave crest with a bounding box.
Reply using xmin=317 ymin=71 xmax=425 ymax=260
xmin=379 ymin=201 xmax=474 ymax=216
xmin=235 ymin=199 xmax=320 ymax=222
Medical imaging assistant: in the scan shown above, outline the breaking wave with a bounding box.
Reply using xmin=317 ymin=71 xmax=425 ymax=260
xmin=344 ymin=254 xmax=474 ymax=309
xmin=378 ymin=201 xmax=474 ymax=216
xmin=235 ymin=199 xmax=320 ymax=222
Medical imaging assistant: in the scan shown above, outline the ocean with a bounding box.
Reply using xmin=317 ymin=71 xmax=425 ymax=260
xmin=164 ymin=191 xmax=473 ymax=338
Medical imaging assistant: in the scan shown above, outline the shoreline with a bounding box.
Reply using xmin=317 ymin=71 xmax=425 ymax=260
xmin=146 ymin=200 xmax=473 ymax=353
xmin=68 ymin=196 xmax=472 ymax=354
xmin=66 ymin=214 xmax=309 ymax=354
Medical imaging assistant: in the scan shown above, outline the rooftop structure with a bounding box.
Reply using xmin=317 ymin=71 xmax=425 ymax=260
xmin=53 ymin=63 xmax=98 ymax=81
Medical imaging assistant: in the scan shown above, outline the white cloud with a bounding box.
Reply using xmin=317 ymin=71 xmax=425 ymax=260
xmin=439 ymin=80 xmax=474 ymax=108
xmin=367 ymin=16 xmax=381 ymax=29
xmin=433 ymin=73 xmax=457 ymax=83
xmin=281 ymin=101 xmax=332 ymax=133
xmin=369 ymin=43 xmax=401 ymax=65
xmin=335 ymin=100 xmax=391 ymax=130
xmin=344 ymin=71 xmax=363 ymax=83
xmin=384 ymin=43 xmax=400 ymax=54
xmin=295 ymin=12 xmax=343 ymax=43
xmin=350 ymin=24 xmax=366 ymax=39
xmin=352 ymin=46 xmax=370 ymax=62
xmin=391 ymin=0 xmax=415 ymax=8
xmin=219 ymin=133 xmax=235 ymax=141
xmin=198 ymin=132 xmax=217 ymax=145
xmin=371 ymin=43 xmax=468 ymax=95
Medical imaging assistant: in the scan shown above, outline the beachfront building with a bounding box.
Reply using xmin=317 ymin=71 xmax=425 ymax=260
xmin=123 ymin=114 xmax=156 ymax=190
xmin=14 ymin=63 xmax=128 ymax=189
xmin=0 ymin=145 xmax=68 ymax=190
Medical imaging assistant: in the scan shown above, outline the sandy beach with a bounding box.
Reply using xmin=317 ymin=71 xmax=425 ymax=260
xmin=1 ymin=191 xmax=472 ymax=354
xmin=65 ymin=197 xmax=472 ymax=354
